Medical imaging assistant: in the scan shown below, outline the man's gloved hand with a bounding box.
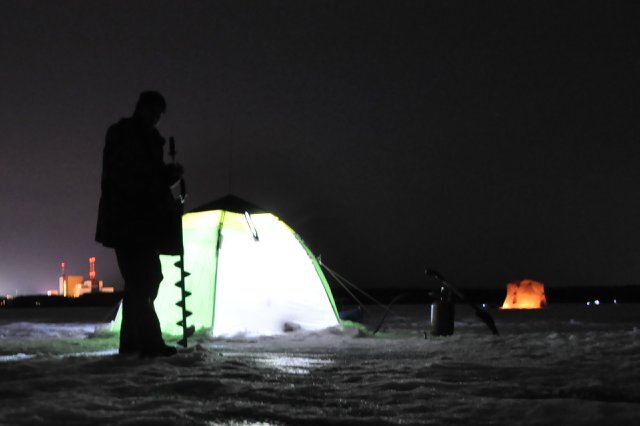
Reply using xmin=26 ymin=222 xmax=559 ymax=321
xmin=165 ymin=163 xmax=184 ymax=186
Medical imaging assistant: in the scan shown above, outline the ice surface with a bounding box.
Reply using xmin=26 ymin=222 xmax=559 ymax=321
xmin=0 ymin=304 xmax=639 ymax=425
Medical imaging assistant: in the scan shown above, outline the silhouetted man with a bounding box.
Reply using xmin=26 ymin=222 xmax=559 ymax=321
xmin=96 ymin=91 xmax=182 ymax=357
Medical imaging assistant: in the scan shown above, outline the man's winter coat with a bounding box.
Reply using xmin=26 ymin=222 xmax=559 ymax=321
xmin=95 ymin=117 xmax=179 ymax=251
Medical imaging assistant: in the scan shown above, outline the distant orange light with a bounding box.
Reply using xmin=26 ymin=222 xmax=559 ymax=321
xmin=501 ymin=279 xmax=547 ymax=309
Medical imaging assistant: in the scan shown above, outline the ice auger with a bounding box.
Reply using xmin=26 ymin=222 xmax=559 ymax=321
xmin=169 ymin=137 xmax=195 ymax=347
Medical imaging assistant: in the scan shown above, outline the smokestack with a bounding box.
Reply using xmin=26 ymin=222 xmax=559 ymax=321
xmin=89 ymin=257 xmax=96 ymax=280
xmin=59 ymin=261 xmax=66 ymax=296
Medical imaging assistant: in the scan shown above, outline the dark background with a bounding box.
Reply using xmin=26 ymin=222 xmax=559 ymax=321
xmin=1 ymin=1 xmax=639 ymax=295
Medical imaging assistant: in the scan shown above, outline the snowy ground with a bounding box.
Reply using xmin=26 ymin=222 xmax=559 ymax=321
xmin=1 ymin=304 xmax=639 ymax=425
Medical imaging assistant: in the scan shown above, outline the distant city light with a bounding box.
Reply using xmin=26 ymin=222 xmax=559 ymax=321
xmin=614 ymin=299 xmax=618 ymax=304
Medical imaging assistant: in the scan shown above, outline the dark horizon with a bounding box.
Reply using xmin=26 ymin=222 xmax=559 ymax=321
xmin=2 ymin=1 xmax=640 ymax=295
xmin=4 ymin=284 xmax=640 ymax=307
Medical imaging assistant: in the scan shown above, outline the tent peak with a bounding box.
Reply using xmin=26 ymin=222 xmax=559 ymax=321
xmin=190 ymin=194 xmax=265 ymax=214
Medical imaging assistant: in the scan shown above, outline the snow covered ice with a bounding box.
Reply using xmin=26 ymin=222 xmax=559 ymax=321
xmin=1 ymin=304 xmax=639 ymax=425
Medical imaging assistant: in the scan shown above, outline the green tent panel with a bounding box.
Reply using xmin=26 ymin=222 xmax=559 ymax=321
xmin=113 ymin=196 xmax=341 ymax=337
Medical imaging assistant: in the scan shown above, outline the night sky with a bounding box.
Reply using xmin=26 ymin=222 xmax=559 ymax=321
xmin=1 ymin=1 xmax=639 ymax=295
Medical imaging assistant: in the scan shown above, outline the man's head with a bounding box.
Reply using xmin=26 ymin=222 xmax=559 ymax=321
xmin=134 ymin=91 xmax=166 ymax=129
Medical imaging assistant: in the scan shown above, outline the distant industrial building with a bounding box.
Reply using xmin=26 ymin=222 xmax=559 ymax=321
xmin=52 ymin=258 xmax=114 ymax=298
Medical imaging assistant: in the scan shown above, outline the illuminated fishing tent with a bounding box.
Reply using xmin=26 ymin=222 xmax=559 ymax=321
xmin=113 ymin=195 xmax=341 ymax=337
xmin=501 ymin=279 xmax=547 ymax=309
